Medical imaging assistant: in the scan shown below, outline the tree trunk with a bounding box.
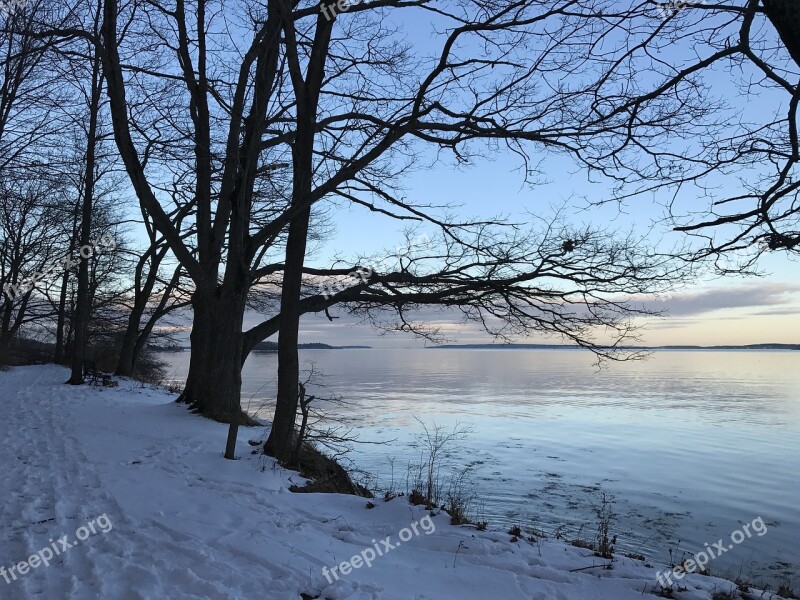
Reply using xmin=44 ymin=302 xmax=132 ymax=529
xmin=202 ymin=293 xmax=246 ymax=421
xmin=265 ymin=206 xmax=312 ymax=461
xmin=54 ymin=268 xmax=70 ymax=364
xmin=262 ymin=12 xmax=331 ymax=460
xmin=0 ymin=319 xmax=11 ymax=364
xmin=180 ymin=288 xmax=247 ymax=422
xmin=67 ymin=208 xmax=92 ymax=384
xmin=762 ymin=0 xmax=800 ymax=68
xmin=55 ymin=202 xmax=80 ymax=365
xmin=68 ymin=38 xmax=102 ymax=385
xmin=178 ymin=288 xmax=214 ymax=404
xmin=114 ymin=310 xmax=141 ymax=377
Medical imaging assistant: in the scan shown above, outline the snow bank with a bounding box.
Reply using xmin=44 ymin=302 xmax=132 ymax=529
xmin=0 ymin=365 xmax=773 ymax=599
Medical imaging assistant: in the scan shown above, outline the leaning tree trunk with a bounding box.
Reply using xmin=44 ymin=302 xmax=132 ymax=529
xmin=115 ymin=305 xmax=144 ymax=377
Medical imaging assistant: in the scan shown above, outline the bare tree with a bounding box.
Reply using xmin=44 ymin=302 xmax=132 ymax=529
xmin=0 ymin=0 xmax=69 ymax=363
xmin=0 ymin=0 xmax=62 ymax=175
xmin=669 ymin=0 xmax=800 ymax=265
xmin=114 ymin=207 xmax=189 ymax=377
xmin=63 ymin=0 xmax=106 ymax=383
xmin=544 ymin=1 xmax=800 ymax=270
xmin=30 ymin=0 xmax=698 ymax=460
xmin=252 ymin=217 xmax=681 ymax=460
xmin=0 ymin=181 xmax=66 ymax=360
xmin=252 ymin=0 xmax=696 ymax=460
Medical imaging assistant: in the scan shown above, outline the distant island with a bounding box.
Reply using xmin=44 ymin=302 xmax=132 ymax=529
xmin=253 ymin=342 xmax=371 ymax=353
xmin=148 ymin=344 xmax=189 ymax=352
xmin=429 ymin=343 xmax=800 ymax=351
xmin=150 ymin=342 xmax=371 ymax=353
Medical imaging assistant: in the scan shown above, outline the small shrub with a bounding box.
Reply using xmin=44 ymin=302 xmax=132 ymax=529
xmin=570 ymin=538 xmax=594 ymax=551
xmin=445 ymin=465 xmax=475 ymax=525
xmin=625 ymin=552 xmax=646 ymax=561
xmin=409 ymin=489 xmax=428 ymax=506
xmin=406 ymin=420 xmax=471 ymax=508
xmin=445 ymin=494 xmax=471 ymax=525
xmin=593 ymin=493 xmax=615 ymax=559
xmin=288 ymin=441 xmax=373 ymax=497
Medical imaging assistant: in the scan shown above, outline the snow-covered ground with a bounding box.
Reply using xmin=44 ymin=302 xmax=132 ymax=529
xmin=0 ymin=365 xmax=776 ymax=599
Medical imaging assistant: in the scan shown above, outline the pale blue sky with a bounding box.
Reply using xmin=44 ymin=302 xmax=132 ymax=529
xmin=156 ymin=2 xmax=800 ymax=347
xmin=292 ymin=146 xmax=800 ymax=348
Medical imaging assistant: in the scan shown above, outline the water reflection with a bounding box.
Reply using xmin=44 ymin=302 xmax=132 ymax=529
xmin=160 ymin=348 xmax=800 ymax=586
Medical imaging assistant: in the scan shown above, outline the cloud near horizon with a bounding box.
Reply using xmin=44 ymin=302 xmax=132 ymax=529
xmin=296 ymin=282 xmax=800 ymax=347
xmin=157 ymin=281 xmax=800 ymax=348
xmin=635 ymin=283 xmax=800 ymax=318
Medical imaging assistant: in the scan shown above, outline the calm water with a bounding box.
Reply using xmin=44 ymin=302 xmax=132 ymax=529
xmin=161 ymin=349 xmax=800 ymax=587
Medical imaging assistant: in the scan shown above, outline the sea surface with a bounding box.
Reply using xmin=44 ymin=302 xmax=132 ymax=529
xmin=159 ymin=348 xmax=800 ymax=588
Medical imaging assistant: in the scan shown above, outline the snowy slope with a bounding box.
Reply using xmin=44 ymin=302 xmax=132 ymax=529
xmin=0 ymin=365 xmax=773 ymax=599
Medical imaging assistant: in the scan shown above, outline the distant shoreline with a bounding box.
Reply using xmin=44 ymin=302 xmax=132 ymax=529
xmin=152 ymin=343 xmax=372 ymax=353
xmin=427 ymin=343 xmax=800 ymax=351
xmin=153 ymin=342 xmax=800 ymax=353
xmin=252 ymin=342 xmax=372 ymax=352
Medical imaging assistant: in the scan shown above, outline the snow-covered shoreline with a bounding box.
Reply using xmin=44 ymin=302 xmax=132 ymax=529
xmin=0 ymin=365 xmax=778 ymax=599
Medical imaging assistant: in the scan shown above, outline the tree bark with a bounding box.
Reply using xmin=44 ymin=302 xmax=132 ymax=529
xmin=263 ymin=5 xmax=333 ymax=462
xmin=202 ymin=292 xmax=246 ymax=421
xmin=265 ymin=207 xmax=311 ymax=461
xmin=762 ymin=0 xmax=800 ymax=68
xmin=179 ymin=288 xmax=247 ymax=421
xmin=54 ymin=266 xmax=70 ymax=364
xmin=178 ymin=288 xmax=214 ymax=404
xmin=115 ymin=307 xmax=143 ymax=377
xmin=67 ymin=40 xmax=102 ymax=385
